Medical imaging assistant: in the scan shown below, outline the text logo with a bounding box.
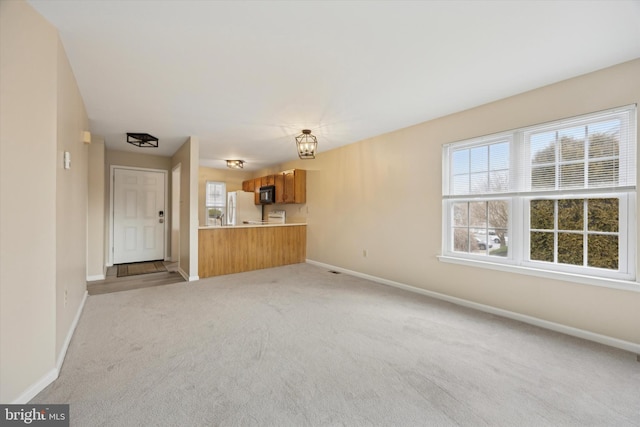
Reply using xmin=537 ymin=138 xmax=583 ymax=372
xmin=1 ymin=405 xmax=69 ymax=426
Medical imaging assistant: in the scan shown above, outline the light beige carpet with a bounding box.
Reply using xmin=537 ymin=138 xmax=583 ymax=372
xmin=33 ymin=263 xmax=640 ymax=426
xmin=116 ymin=261 xmax=167 ymax=277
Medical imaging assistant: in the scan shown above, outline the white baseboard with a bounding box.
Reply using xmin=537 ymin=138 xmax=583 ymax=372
xmin=306 ymin=259 xmax=640 ymax=355
xmin=177 ymin=268 xmax=198 ymax=282
xmin=57 ymin=290 xmax=88 ymax=372
xmin=11 ymin=368 xmax=58 ymax=404
xmin=86 ymin=274 xmax=105 ymax=281
xmin=11 ymin=290 xmax=88 ymax=404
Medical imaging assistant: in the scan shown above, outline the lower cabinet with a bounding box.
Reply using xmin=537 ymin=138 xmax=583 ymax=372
xmin=198 ymin=225 xmax=307 ymax=278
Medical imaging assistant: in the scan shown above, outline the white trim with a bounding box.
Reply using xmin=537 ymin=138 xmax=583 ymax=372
xmin=438 ymin=255 xmax=640 ymax=293
xmin=177 ymin=267 xmax=198 ymax=282
xmin=11 ymin=290 xmax=89 ymax=404
xmin=171 ymin=163 xmax=181 ymax=263
xmin=442 ymin=105 xmax=637 ymax=284
xmin=109 ymin=166 xmax=169 ymax=266
xmin=11 ymin=368 xmax=58 ymax=404
xmin=57 ymin=291 xmax=88 ymax=372
xmin=86 ymin=274 xmax=105 ymax=281
xmin=177 ymin=268 xmax=188 ymax=281
xmin=306 ymin=259 xmax=640 ymax=355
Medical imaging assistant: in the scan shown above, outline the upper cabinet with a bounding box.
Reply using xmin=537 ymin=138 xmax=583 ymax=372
xmin=242 ymin=169 xmax=306 ymax=204
xmin=262 ymin=175 xmax=275 ymax=186
xmin=242 ymin=179 xmax=255 ymax=192
xmin=253 ymin=177 xmax=262 ymax=204
xmin=274 ymin=173 xmax=285 ymax=204
xmin=282 ymin=169 xmax=306 ymax=204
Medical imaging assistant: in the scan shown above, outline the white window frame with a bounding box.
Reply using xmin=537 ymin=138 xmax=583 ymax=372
xmin=205 ymin=181 xmax=226 ymax=225
xmin=441 ymin=105 xmax=638 ymax=291
xmin=521 ymin=193 xmax=631 ymax=280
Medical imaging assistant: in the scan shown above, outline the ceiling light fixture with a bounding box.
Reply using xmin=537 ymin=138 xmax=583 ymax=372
xmin=295 ymin=129 xmax=317 ymax=159
xmin=226 ymin=160 xmax=244 ymax=169
xmin=126 ymin=132 xmax=159 ymax=148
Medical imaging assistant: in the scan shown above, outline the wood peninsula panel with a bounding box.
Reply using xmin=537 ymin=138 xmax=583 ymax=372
xmin=199 ymin=225 xmax=306 ymax=278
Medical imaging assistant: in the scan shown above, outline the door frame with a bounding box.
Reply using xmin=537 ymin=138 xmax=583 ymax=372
xmin=171 ymin=163 xmax=181 ymax=263
xmin=108 ymin=165 xmax=169 ymax=266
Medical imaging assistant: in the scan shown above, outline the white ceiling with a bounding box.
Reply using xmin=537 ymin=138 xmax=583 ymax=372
xmin=29 ymin=0 xmax=640 ymax=171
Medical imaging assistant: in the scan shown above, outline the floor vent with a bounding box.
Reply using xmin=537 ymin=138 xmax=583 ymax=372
xmin=328 ymin=270 xmax=341 ymax=274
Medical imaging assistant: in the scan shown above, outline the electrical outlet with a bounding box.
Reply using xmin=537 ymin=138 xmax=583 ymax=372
xmin=363 ymin=249 xmax=368 ymax=258
xmin=64 ymin=289 xmax=68 ymax=307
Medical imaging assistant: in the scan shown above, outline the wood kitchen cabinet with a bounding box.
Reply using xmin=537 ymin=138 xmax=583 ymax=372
xmin=262 ymin=175 xmax=275 ymax=186
xmin=246 ymin=169 xmax=306 ymax=205
xmin=253 ymin=177 xmax=262 ymax=204
xmin=282 ymin=169 xmax=306 ymax=204
xmin=242 ymin=179 xmax=255 ymax=192
xmin=274 ymin=173 xmax=284 ymax=204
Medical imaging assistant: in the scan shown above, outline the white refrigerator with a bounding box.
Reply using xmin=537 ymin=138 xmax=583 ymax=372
xmin=227 ymin=191 xmax=262 ymax=225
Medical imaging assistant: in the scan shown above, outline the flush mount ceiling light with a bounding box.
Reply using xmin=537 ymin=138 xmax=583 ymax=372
xmin=126 ymin=132 xmax=158 ymax=148
xmin=295 ymin=129 xmax=317 ymax=159
xmin=226 ymin=160 xmax=245 ymax=169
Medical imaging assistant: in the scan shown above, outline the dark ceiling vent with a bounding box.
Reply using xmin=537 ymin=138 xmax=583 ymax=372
xmin=127 ymin=132 xmax=158 ymax=148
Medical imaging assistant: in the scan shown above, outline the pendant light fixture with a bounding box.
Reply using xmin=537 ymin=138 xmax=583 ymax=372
xmin=295 ymin=129 xmax=317 ymax=159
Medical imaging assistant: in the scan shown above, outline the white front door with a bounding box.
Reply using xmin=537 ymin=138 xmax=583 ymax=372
xmin=113 ymin=168 xmax=166 ymax=264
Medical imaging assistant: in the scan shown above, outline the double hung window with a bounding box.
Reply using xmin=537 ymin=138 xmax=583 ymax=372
xmin=442 ymin=105 xmax=636 ymax=282
xmin=205 ymin=181 xmax=226 ymax=225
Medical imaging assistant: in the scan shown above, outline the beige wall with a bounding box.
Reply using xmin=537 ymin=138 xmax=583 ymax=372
xmin=304 ymin=59 xmax=640 ymax=345
xmin=171 ymin=137 xmax=199 ymax=280
xmin=106 ymin=149 xmax=172 ymax=172
xmin=198 ymin=166 xmax=253 ymax=226
xmin=0 ymin=0 xmax=88 ymax=403
xmin=87 ymin=138 xmax=105 ymax=279
xmin=55 ymin=37 xmax=90 ymax=360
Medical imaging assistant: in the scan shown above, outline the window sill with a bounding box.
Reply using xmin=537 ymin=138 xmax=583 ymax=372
xmin=437 ymin=255 xmax=640 ymax=293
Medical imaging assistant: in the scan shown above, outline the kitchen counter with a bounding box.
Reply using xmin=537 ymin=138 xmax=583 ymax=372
xmin=198 ymin=223 xmax=307 ymax=278
xmin=198 ymin=222 xmax=306 ymax=230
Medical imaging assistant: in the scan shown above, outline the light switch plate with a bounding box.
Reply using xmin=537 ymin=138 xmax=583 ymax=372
xmin=63 ymin=151 xmax=71 ymax=169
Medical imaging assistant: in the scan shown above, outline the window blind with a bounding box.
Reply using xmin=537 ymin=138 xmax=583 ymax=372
xmin=444 ymin=105 xmax=636 ymax=198
xmin=447 ymin=136 xmax=511 ymax=196
xmin=205 ymin=181 xmax=226 ymax=207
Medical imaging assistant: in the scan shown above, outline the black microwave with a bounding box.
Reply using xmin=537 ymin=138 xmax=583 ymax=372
xmin=259 ymin=185 xmax=275 ymax=204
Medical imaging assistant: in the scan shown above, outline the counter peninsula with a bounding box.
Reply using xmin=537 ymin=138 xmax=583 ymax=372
xmin=198 ymin=223 xmax=306 ymax=278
